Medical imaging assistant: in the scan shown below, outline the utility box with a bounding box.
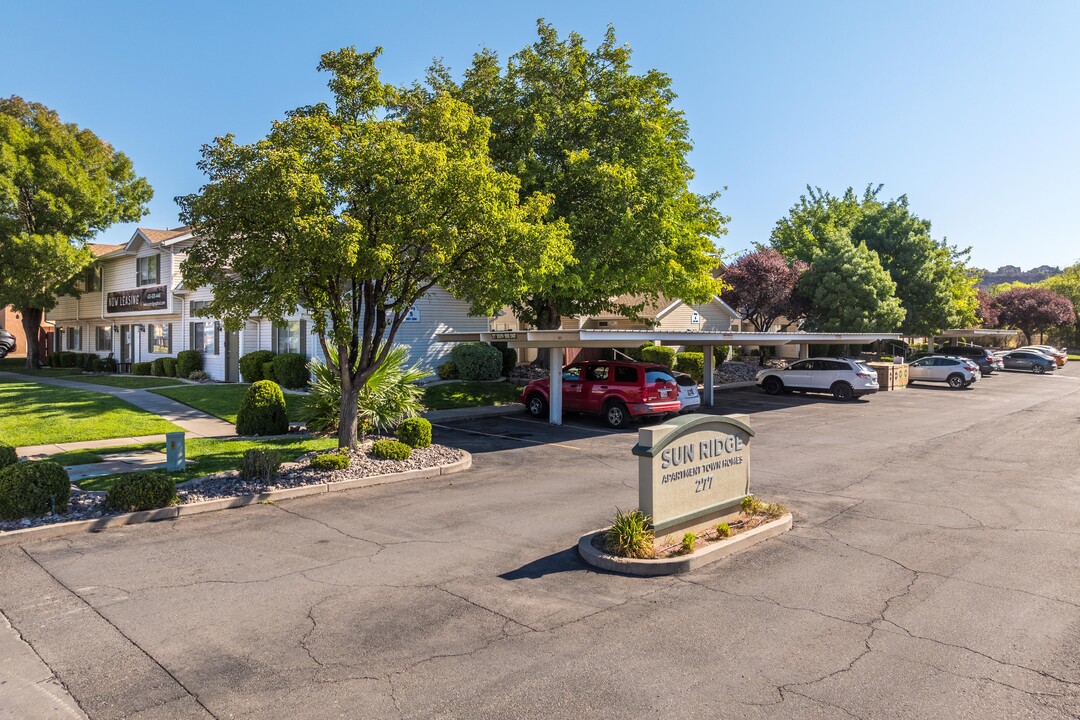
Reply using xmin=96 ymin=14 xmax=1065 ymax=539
xmin=166 ymin=432 xmax=186 ymax=471
xmin=867 ymin=362 xmax=909 ymax=391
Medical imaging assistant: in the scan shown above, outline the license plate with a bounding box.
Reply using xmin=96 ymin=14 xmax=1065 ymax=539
xmin=688 ymin=389 xmax=696 ymax=396
xmin=659 ymin=390 xmax=669 ymax=397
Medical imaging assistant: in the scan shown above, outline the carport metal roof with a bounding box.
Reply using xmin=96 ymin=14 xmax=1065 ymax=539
xmin=935 ymin=328 xmax=1019 ymax=339
xmin=437 ymin=329 xmax=902 ymax=425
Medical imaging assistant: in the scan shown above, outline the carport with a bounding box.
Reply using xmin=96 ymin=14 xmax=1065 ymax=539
xmin=929 ymin=328 xmax=1019 ymax=351
xmin=437 ymin=330 xmax=902 ymax=425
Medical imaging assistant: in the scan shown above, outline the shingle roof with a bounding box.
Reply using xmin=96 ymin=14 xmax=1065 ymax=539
xmin=89 ymin=243 xmax=123 ymax=257
xmin=138 ymin=227 xmax=190 ymax=243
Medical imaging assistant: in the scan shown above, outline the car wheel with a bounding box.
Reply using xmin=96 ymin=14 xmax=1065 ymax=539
xmin=762 ymin=376 xmax=783 ymax=395
xmin=947 ymin=373 xmax=965 ymax=389
xmin=526 ymin=393 xmax=548 ymax=418
xmin=604 ymin=400 xmax=630 ymax=429
xmin=831 ymin=382 xmax=854 ymax=401
xmin=1032 ymin=364 xmax=1045 ymax=374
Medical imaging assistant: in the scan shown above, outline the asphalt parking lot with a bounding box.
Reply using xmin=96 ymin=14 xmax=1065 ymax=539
xmin=3 ymin=365 xmax=1080 ymax=719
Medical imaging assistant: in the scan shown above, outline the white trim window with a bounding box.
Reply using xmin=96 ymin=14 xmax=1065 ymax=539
xmin=65 ymin=326 xmax=82 ymax=351
xmin=137 ymin=255 xmax=160 ymax=286
xmin=273 ymin=321 xmax=304 ymax=355
xmin=95 ymin=326 xmax=112 ymax=352
xmin=148 ymin=323 xmax=171 ymax=354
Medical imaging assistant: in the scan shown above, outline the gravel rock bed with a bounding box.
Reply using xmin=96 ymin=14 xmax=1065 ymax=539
xmin=714 ymin=361 xmax=761 ymax=384
xmin=509 ymin=364 xmax=548 ymax=382
xmin=0 ymin=491 xmax=112 ymax=532
xmin=178 ymin=441 xmax=462 ymax=504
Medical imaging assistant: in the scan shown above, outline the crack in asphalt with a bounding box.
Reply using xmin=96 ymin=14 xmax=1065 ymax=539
xmin=1 ymin=607 xmax=89 ymax=719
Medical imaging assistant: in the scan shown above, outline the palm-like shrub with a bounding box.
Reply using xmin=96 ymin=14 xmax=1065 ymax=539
xmin=604 ymin=508 xmax=655 ymax=558
xmin=304 ymin=345 xmax=428 ymax=436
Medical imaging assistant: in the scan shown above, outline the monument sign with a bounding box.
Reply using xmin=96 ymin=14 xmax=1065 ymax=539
xmin=632 ymin=414 xmax=754 ymax=538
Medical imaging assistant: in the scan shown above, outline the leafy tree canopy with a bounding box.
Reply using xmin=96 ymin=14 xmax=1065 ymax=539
xmin=720 ymin=248 xmax=806 ymax=333
xmin=178 ymin=47 xmax=569 ymax=448
xmin=796 ymin=231 xmax=906 ymax=332
xmin=770 ymin=184 xmax=977 ymax=335
xmin=0 ymin=96 xmax=152 ymax=366
xmin=992 ymin=286 xmax=1075 ymax=345
xmin=431 ymin=20 xmax=727 ymax=329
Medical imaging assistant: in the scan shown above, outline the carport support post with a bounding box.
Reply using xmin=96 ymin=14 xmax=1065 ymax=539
xmin=549 ymin=345 xmax=564 ymax=426
xmin=702 ymin=344 xmax=715 ymax=407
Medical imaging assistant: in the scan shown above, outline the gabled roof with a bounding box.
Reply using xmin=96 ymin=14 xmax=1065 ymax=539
xmin=89 ymin=243 xmax=123 ymax=257
xmin=138 ymin=227 xmax=190 ymax=244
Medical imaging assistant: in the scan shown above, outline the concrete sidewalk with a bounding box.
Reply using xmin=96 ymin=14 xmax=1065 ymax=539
xmin=17 ymin=435 xmax=171 ymax=460
xmin=1 ymin=371 xmax=235 ymax=440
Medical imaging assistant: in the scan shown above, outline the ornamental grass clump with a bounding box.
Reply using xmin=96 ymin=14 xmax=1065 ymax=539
xmin=395 ymin=417 xmax=432 ymax=449
xmin=107 ymin=471 xmax=178 ymax=512
xmin=716 ymin=522 xmax=731 ymax=538
xmin=605 ymin=508 xmax=655 ymax=559
xmin=370 ymin=439 xmax=412 ymax=461
xmin=236 ymin=380 xmax=289 ymax=436
xmin=680 ymin=532 xmax=697 ymax=555
xmin=310 ymin=452 xmax=350 ymax=471
xmin=0 ymin=460 xmax=69 ymax=520
xmin=240 ymin=448 xmax=282 ymax=481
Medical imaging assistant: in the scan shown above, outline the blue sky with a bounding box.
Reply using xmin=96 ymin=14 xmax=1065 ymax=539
xmin=4 ymin=0 xmax=1077 ymax=270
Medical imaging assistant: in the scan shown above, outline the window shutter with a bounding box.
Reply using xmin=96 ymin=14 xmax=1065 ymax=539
xmin=190 ymin=323 xmax=196 ymax=352
xmin=271 ymin=325 xmax=279 ymax=354
xmin=299 ymin=320 xmax=307 ymax=356
xmin=214 ymin=324 xmax=221 ymax=355
xmin=167 ymin=322 xmax=173 ymax=353
xmin=148 ymin=327 xmax=153 ymax=354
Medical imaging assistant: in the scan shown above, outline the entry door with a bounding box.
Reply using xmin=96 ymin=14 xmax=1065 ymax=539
xmin=120 ymin=325 xmax=132 ymax=363
xmin=224 ymin=331 xmax=240 ymax=383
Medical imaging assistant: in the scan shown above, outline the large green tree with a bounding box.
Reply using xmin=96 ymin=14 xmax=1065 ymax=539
xmin=178 ymin=48 xmax=569 ymax=449
xmin=1037 ymin=264 xmax=1080 ymax=344
xmin=0 ymin=96 xmax=152 ymax=367
xmin=771 ymin=185 xmax=977 ymax=336
xmin=433 ymin=21 xmax=726 ymax=335
xmin=797 ymin=231 xmax=906 ymax=332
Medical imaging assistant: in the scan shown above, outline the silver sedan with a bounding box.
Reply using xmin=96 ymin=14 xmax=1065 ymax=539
xmin=908 ymin=355 xmax=981 ymax=389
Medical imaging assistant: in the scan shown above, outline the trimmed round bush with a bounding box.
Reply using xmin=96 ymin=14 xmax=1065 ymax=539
xmin=132 ymin=361 xmax=153 ymax=376
xmin=675 ymin=352 xmax=705 ymax=383
xmin=0 ymin=442 xmax=17 ymax=471
xmin=151 ymin=358 xmax=166 ymax=376
xmin=682 ymin=344 xmax=730 ymax=365
xmin=161 ymin=357 xmax=177 ymax=378
xmin=262 ymin=361 xmax=277 ymax=384
xmin=176 ymin=349 xmax=202 ymax=378
xmin=236 ymin=380 xmax=289 ymax=436
xmin=497 ymin=346 xmax=517 ymax=377
xmin=437 ymin=361 xmax=459 ymax=380
xmin=0 ymin=461 xmax=70 ymax=521
xmin=60 ymin=351 xmax=77 ymax=368
xmin=450 ymin=342 xmax=502 ymax=381
xmin=239 ymin=350 xmax=275 ymax=383
xmin=640 ymin=345 xmax=677 ymax=369
xmin=310 ymin=452 xmax=350 ymax=471
xmin=395 ymin=417 xmax=432 ymax=448
xmin=271 ymin=352 xmax=310 ymax=389
xmin=370 ymin=439 xmax=412 ymax=461
xmin=106 ymin=471 xmax=178 ymax=512
xmin=93 ymin=357 xmax=118 ymax=373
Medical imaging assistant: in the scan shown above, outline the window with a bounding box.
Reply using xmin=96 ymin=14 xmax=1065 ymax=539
xmin=274 ymin=321 xmax=302 ymax=354
xmin=136 ymin=255 xmax=160 ymax=286
xmin=65 ymin=326 xmax=81 ymax=351
xmin=645 ymin=369 xmax=675 ymax=384
xmin=82 ymin=266 xmax=101 ymax=292
xmin=96 ymin=326 xmax=112 ymax=352
xmin=585 ymin=365 xmax=609 ymax=382
xmin=614 ymin=366 xmax=638 ymax=383
xmin=562 ymin=365 xmax=582 ymax=382
xmin=191 ymin=321 xmax=217 ymax=355
xmin=148 ymin=323 xmax=171 ymax=354
xmin=790 ymin=360 xmax=811 ymax=371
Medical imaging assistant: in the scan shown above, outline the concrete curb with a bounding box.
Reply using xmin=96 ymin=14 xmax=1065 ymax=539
xmin=422 ymin=404 xmax=523 ymax=422
xmin=577 ymin=513 xmax=792 ymax=576
xmin=0 ymin=451 xmax=472 ymax=546
xmin=714 ymin=380 xmax=759 ymax=391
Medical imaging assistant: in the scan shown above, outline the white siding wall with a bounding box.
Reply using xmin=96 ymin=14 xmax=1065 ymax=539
xmin=657 ymin=301 xmax=736 ymax=334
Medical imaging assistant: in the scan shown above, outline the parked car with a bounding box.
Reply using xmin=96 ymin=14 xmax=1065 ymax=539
xmin=756 ymin=357 xmax=879 ymax=400
xmin=0 ymin=329 xmax=14 ymax=359
xmin=520 ymin=360 xmax=682 ymax=428
xmin=931 ymin=345 xmax=1001 ymax=375
xmin=1015 ymin=346 xmax=1066 ymax=366
xmin=673 ymin=372 xmax=700 ymax=414
xmin=995 ymin=350 xmax=1057 ymax=373
xmin=907 ymin=355 xmax=981 ymax=389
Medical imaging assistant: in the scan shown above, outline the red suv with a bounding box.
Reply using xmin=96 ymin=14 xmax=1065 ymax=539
xmin=520 ymin=361 xmax=682 ymax=428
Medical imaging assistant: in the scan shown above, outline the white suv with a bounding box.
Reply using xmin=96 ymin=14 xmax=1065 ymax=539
xmin=907 ymin=355 xmax=980 ymax=389
xmin=756 ymin=358 xmax=879 ymax=401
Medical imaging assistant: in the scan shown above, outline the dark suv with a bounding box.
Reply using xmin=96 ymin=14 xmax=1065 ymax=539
xmin=913 ymin=345 xmax=999 ymax=375
xmin=520 ymin=360 xmax=682 ymax=428
xmin=0 ymin=329 xmax=15 ymax=359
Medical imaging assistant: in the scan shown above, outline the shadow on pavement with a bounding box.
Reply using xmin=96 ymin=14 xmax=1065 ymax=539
xmin=499 ymin=547 xmax=586 ymax=580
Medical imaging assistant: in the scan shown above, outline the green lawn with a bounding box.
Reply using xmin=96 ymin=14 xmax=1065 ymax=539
xmin=422 ymin=381 xmax=524 ymax=410
xmin=76 ymin=436 xmax=339 ymax=491
xmin=150 ymin=384 xmax=309 ymax=424
xmin=1069 ymin=354 xmax=1080 ymax=362
xmin=0 ymin=377 xmax=182 ymax=447
xmin=73 ymin=375 xmax=186 ymax=389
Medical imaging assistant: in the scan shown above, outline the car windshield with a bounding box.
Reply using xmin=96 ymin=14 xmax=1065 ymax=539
xmin=645 ymin=369 xmax=675 ymax=384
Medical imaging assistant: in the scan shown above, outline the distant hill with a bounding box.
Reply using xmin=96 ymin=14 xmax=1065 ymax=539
xmin=976 ymin=265 xmax=1060 ymax=290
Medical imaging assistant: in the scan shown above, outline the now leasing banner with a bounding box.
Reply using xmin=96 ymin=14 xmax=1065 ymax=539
xmin=106 ymin=285 xmax=168 ymax=313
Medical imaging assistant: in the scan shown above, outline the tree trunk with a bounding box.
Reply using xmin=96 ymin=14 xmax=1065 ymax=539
xmin=337 ymin=384 xmax=362 ymax=450
xmin=19 ymin=307 xmax=44 ymax=369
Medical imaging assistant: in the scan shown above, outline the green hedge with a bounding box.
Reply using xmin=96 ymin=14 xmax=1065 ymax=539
xmin=151 ymin=358 xmax=166 ymax=376
xmin=497 ymin=346 xmax=518 ymax=377
xmin=93 ymin=357 xmax=118 ymax=373
xmin=310 ymin=452 xmax=350 ymax=471
xmin=675 ymin=352 xmax=705 ymax=383
xmin=0 ymin=442 xmax=17 ymax=472
xmin=683 ymin=344 xmax=730 ymax=365
xmin=437 ymin=361 xmax=459 ymax=380
xmin=395 ymin=417 xmax=432 ymax=449
xmin=162 ymin=357 xmax=177 ymax=378
xmin=239 ymin=350 xmax=276 ymax=383
xmin=107 ymin=471 xmax=178 ymax=512
xmin=0 ymin=460 xmax=70 ymax=521
xmin=640 ymin=345 xmax=677 ymax=369
xmin=262 ymin=361 xmax=277 ymax=384
xmin=51 ymin=351 xmax=77 ymax=368
xmin=450 ymin=342 xmax=502 ymax=381
xmin=236 ymin=380 xmax=289 ymax=436
xmin=132 ymin=361 xmax=153 ymax=376
xmin=176 ymin=350 xmax=202 ymax=379
xmin=371 ymin=439 xmax=412 ymax=461
xmin=271 ymin=353 xmax=309 ymax=389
